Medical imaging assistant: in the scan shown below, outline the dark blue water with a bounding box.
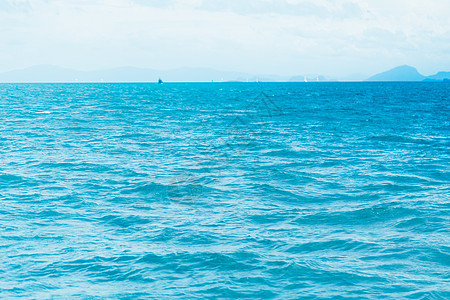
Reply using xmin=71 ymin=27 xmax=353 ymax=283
xmin=0 ymin=82 xmax=449 ymax=299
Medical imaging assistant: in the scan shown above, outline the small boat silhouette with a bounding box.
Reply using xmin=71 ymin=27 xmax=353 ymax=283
xmin=158 ymin=78 xmax=163 ymax=84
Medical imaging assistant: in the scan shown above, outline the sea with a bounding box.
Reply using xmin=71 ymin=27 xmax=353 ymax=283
xmin=0 ymin=82 xmax=449 ymax=299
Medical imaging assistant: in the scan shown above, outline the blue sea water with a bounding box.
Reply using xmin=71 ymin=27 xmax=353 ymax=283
xmin=0 ymin=82 xmax=449 ymax=299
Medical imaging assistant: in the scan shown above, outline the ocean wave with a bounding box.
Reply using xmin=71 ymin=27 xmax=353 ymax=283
xmin=0 ymin=82 xmax=448 ymax=299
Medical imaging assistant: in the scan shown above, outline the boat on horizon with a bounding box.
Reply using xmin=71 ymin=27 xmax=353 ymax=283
xmin=158 ymin=78 xmax=163 ymax=84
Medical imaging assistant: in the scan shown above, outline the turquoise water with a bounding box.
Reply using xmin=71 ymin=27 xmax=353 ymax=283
xmin=0 ymin=82 xmax=449 ymax=299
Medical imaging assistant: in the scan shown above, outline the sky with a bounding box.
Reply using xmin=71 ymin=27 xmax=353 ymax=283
xmin=0 ymin=0 xmax=449 ymax=77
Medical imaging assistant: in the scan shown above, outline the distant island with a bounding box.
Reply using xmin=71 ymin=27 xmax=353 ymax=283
xmin=0 ymin=65 xmax=264 ymax=83
xmin=0 ymin=64 xmax=448 ymax=83
xmin=366 ymin=65 xmax=450 ymax=82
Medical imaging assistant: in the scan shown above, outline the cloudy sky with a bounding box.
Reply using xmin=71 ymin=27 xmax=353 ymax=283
xmin=0 ymin=0 xmax=449 ymax=77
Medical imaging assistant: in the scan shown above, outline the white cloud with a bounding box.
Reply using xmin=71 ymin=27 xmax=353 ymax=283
xmin=0 ymin=0 xmax=449 ymax=76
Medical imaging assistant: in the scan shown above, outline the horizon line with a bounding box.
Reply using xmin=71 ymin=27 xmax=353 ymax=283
xmin=1 ymin=80 xmax=448 ymax=84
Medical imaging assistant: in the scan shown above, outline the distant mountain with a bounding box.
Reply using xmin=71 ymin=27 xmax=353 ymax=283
xmin=0 ymin=65 xmax=286 ymax=83
xmin=2 ymin=64 xmax=446 ymax=83
xmin=366 ymin=65 xmax=426 ymax=81
xmin=0 ymin=65 xmax=85 ymax=83
xmin=427 ymin=71 xmax=450 ymax=80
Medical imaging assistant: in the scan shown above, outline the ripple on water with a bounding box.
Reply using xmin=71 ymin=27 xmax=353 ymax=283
xmin=0 ymin=82 xmax=449 ymax=299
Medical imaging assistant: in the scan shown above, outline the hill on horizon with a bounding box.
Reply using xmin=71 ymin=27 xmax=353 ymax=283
xmin=0 ymin=64 xmax=448 ymax=83
xmin=427 ymin=71 xmax=450 ymax=80
xmin=366 ymin=65 xmax=427 ymax=81
xmin=0 ymin=65 xmax=346 ymax=83
xmin=0 ymin=65 xmax=285 ymax=83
